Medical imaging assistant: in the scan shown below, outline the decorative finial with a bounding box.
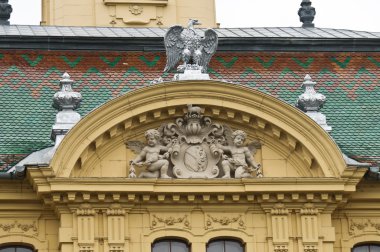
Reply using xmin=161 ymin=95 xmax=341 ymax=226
xmin=61 ymin=72 xmax=70 ymax=80
xmin=53 ymin=72 xmax=82 ymax=111
xmin=296 ymin=75 xmax=331 ymax=132
xmin=296 ymin=74 xmax=325 ymax=112
xmin=163 ymin=19 xmax=218 ymax=80
xmin=298 ymin=0 xmax=316 ymax=28
xmin=51 ymin=72 xmax=82 ymax=145
xmin=0 ymin=0 xmax=12 ymax=25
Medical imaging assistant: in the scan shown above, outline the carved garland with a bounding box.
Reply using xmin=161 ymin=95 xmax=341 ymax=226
xmin=205 ymin=214 xmax=246 ymax=230
xmin=151 ymin=214 xmax=190 ymax=229
xmin=0 ymin=220 xmax=38 ymax=233
xmin=349 ymin=219 xmax=380 ymax=235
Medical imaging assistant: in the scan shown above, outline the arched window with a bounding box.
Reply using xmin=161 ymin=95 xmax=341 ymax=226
xmin=352 ymin=244 xmax=380 ymax=252
xmin=0 ymin=246 xmax=34 ymax=252
xmin=207 ymin=239 xmax=244 ymax=252
xmin=152 ymin=239 xmax=189 ymax=252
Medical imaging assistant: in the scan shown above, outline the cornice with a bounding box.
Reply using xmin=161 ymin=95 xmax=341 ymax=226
xmin=28 ymin=174 xmax=358 ymax=202
xmin=1 ymin=36 xmax=380 ymax=52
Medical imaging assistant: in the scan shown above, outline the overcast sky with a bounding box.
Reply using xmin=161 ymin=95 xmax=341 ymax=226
xmin=9 ymin=0 xmax=380 ymax=32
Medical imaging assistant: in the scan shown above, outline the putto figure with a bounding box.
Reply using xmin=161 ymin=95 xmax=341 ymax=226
xmin=128 ymin=129 xmax=171 ymax=178
xmin=127 ymin=105 xmax=264 ymax=179
xmin=164 ymin=19 xmax=218 ymax=73
xmin=216 ymin=130 xmax=263 ymax=179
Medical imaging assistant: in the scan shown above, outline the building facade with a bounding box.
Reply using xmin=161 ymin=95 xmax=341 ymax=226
xmin=41 ymin=0 xmax=217 ymax=28
xmin=0 ymin=3 xmax=379 ymax=252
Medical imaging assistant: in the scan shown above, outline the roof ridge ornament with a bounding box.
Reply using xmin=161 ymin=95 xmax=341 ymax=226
xmin=163 ymin=19 xmax=218 ymax=81
xmin=53 ymin=72 xmax=82 ymax=111
xmin=0 ymin=0 xmax=12 ymax=25
xmin=298 ymin=0 xmax=316 ymax=28
xmin=51 ymin=72 xmax=82 ymax=146
xmin=296 ymin=74 xmax=332 ymax=132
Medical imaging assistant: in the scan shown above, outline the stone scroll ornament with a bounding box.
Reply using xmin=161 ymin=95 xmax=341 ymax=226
xmin=127 ymin=105 xmax=263 ymax=179
xmin=164 ymin=19 xmax=218 ymax=74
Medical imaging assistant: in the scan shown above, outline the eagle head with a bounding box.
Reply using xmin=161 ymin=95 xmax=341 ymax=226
xmin=187 ymin=19 xmax=201 ymax=29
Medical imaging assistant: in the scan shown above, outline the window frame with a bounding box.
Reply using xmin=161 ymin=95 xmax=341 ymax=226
xmin=352 ymin=243 xmax=380 ymax=252
xmin=152 ymin=238 xmax=190 ymax=252
xmin=0 ymin=246 xmax=35 ymax=252
xmin=206 ymin=239 xmax=245 ymax=252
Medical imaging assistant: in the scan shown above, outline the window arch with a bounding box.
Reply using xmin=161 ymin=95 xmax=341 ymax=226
xmin=352 ymin=244 xmax=380 ymax=252
xmin=152 ymin=239 xmax=189 ymax=252
xmin=0 ymin=246 xmax=34 ymax=252
xmin=207 ymin=239 xmax=244 ymax=252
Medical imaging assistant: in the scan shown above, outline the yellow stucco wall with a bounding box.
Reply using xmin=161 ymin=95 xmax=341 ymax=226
xmin=41 ymin=0 xmax=217 ymax=28
xmin=0 ymin=180 xmax=59 ymax=252
xmin=3 ymin=177 xmax=379 ymax=252
xmin=0 ymin=81 xmax=376 ymax=252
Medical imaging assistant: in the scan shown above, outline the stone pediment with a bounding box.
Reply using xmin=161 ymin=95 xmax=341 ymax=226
xmin=49 ymin=80 xmax=346 ymax=179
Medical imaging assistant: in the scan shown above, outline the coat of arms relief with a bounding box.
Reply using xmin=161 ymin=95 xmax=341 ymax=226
xmin=127 ymin=105 xmax=263 ymax=179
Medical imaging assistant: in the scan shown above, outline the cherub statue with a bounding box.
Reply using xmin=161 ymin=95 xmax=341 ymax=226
xmin=127 ymin=129 xmax=171 ymax=179
xmin=216 ymin=130 xmax=263 ymax=178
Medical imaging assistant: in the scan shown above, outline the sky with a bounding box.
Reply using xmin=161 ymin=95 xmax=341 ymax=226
xmin=9 ymin=0 xmax=380 ymax=32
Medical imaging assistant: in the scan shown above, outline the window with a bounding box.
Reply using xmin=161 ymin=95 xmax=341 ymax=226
xmin=207 ymin=240 xmax=244 ymax=252
xmin=353 ymin=244 xmax=380 ymax=252
xmin=0 ymin=247 xmax=34 ymax=252
xmin=152 ymin=239 xmax=189 ymax=252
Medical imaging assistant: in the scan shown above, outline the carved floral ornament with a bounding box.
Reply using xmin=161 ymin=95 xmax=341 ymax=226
xmin=151 ymin=214 xmax=190 ymax=229
xmin=205 ymin=214 xmax=246 ymax=230
xmin=127 ymin=105 xmax=263 ymax=179
xmin=0 ymin=220 xmax=38 ymax=234
xmin=274 ymin=244 xmax=288 ymax=252
xmin=349 ymin=218 xmax=380 ymax=235
xmin=271 ymin=203 xmax=289 ymax=215
xmin=304 ymin=245 xmax=318 ymax=252
xmin=129 ymin=5 xmax=143 ymax=15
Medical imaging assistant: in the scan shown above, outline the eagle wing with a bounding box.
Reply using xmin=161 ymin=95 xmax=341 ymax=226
xmin=164 ymin=25 xmax=184 ymax=72
xmin=199 ymin=29 xmax=218 ymax=73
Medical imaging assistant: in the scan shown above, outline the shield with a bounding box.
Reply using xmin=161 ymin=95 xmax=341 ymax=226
xmin=171 ymin=142 xmax=220 ymax=178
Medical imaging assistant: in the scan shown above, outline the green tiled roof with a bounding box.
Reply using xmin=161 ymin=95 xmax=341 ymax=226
xmin=0 ymin=50 xmax=379 ymax=169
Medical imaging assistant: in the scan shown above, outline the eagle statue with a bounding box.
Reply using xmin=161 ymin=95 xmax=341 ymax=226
xmin=164 ymin=19 xmax=218 ymax=73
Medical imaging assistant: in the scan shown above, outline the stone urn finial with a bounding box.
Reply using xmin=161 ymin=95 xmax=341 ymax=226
xmin=51 ymin=72 xmax=82 ymax=144
xmin=53 ymin=72 xmax=82 ymax=111
xmin=296 ymin=74 xmax=332 ymax=132
xmin=296 ymin=74 xmax=325 ymax=112
xmin=0 ymin=0 xmax=12 ymax=25
xmin=298 ymin=0 xmax=316 ymax=28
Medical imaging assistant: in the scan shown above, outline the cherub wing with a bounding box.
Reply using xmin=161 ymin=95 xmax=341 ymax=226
xmin=126 ymin=141 xmax=145 ymax=154
xmin=164 ymin=25 xmax=184 ymax=72
xmin=223 ymin=124 xmax=234 ymax=146
xmin=247 ymin=140 xmax=262 ymax=155
xmin=157 ymin=124 xmax=169 ymax=145
xmin=199 ymin=29 xmax=218 ymax=73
